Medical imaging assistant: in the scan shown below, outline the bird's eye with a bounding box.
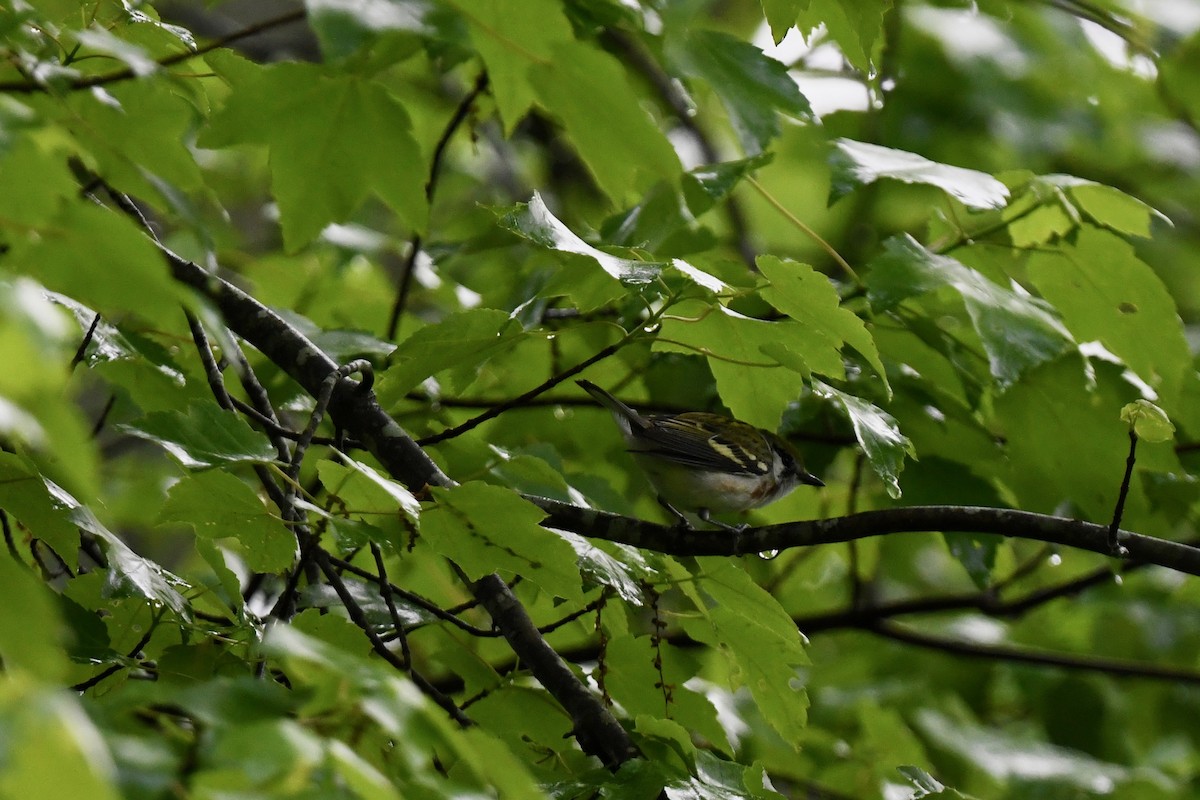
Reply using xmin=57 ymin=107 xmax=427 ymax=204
xmin=775 ymin=441 xmax=797 ymax=470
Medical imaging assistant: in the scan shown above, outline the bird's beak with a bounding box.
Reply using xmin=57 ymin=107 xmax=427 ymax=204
xmin=799 ymin=470 xmax=825 ymax=488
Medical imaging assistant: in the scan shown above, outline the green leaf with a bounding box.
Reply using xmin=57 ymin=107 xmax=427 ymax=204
xmin=0 ymin=134 xmax=77 ymax=226
xmin=914 ymin=709 xmax=1131 ymax=792
xmin=831 ymin=139 xmax=1009 ymax=209
xmin=0 ymin=453 xmax=84 ymax=565
xmin=1007 ymin=201 xmax=1076 ymax=248
xmin=682 ymin=154 xmax=773 ymax=217
xmin=557 ymin=532 xmax=655 ymax=605
xmin=1033 ymin=175 xmax=1168 ymax=238
xmin=758 ymin=255 xmax=889 ymax=394
xmin=451 ymin=0 xmax=574 ymax=131
xmin=666 ymin=29 xmax=811 ymax=154
xmin=422 ymin=482 xmax=582 ymax=602
xmin=601 ymin=181 xmax=696 ymax=253
xmin=682 ymin=560 xmax=809 ymax=746
xmin=200 ymin=55 xmax=427 ymax=250
xmin=305 ymin=0 xmax=438 ymax=61
xmin=1121 ymin=400 xmax=1175 ymax=443
xmin=529 ymin=41 xmax=681 ymax=202
xmin=485 ymin=446 xmax=574 ymax=502
xmin=265 ymin=625 xmax=543 ymax=796
xmin=0 ymin=557 xmax=67 ymax=679
xmin=0 ymin=682 xmax=121 ymax=800
xmin=329 ymin=741 xmax=405 ymax=800
xmin=321 ymin=453 xmax=420 ymax=520
xmin=159 ymin=471 xmax=296 ymax=572
xmin=379 ymin=309 xmax=523 ymax=398
xmin=658 ymin=300 xmax=815 ymax=429
xmin=814 ymin=380 xmax=914 ymax=499
xmin=994 ymin=356 xmax=1132 ymax=519
xmin=1027 ymin=227 xmax=1189 ymax=406
xmin=73 ymin=25 xmax=157 ymax=75
xmin=120 ymin=401 xmax=278 ymax=469
xmin=316 ymin=456 xmax=420 ymax=544
xmin=51 ymin=293 xmax=197 ymax=414
xmin=1158 ymin=30 xmax=1200 ymax=152
xmin=869 ymin=235 xmax=1073 ymax=388
xmin=48 ymin=482 xmax=191 ymax=617
xmin=898 ymin=765 xmax=974 ymax=798
xmin=665 ymin=751 xmax=782 ymax=799
xmin=499 ymin=192 xmax=663 ymax=309
xmin=60 ymin=79 xmax=205 ymax=200
xmin=760 ymin=0 xmax=803 ymax=43
xmin=10 ymin=202 xmax=192 ymax=328
xmin=797 ymin=0 xmax=892 ymax=73
xmin=501 ymin=193 xmax=660 ymax=285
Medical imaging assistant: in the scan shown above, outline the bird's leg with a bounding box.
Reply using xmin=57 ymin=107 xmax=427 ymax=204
xmin=657 ymin=496 xmax=693 ymax=530
xmin=698 ymin=508 xmax=748 ymax=534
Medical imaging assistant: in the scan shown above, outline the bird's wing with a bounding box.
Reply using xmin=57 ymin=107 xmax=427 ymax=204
xmin=631 ymin=413 xmax=771 ymax=475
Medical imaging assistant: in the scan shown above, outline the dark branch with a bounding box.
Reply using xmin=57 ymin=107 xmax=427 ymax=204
xmin=872 ymin=620 xmax=1200 ymax=684
xmin=157 ymin=230 xmax=633 ymax=768
xmin=416 ymin=337 xmax=633 ymax=446
xmin=466 ymin=571 xmax=637 ymax=770
xmin=528 ymin=498 xmax=1200 ymax=577
xmin=386 ymin=72 xmax=489 ymax=340
xmin=1107 ymin=431 xmax=1137 ymax=554
xmin=0 ymin=9 xmax=308 ymax=94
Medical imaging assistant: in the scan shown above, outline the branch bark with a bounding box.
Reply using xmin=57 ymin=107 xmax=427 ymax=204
xmin=161 ymin=243 xmax=634 ymax=768
xmin=529 ymin=497 xmax=1200 ymax=577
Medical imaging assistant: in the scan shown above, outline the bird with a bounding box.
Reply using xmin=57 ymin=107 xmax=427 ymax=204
xmin=576 ymin=380 xmax=823 ymax=530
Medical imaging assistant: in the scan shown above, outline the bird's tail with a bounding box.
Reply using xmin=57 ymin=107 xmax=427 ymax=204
xmin=576 ymin=380 xmax=649 ymax=433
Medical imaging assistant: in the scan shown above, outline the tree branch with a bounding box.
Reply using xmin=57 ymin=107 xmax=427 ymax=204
xmin=529 ymin=497 xmax=1200 ymax=577
xmin=0 ymin=8 xmax=308 ymax=94
xmin=466 ymin=572 xmax=636 ymax=770
xmin=158 ymin=235 xmax=633 ymax=769
xmin=871 ymin=620 xmax=1200 ymax=684
xmin=386 ymin=72 xmax=489 ymax=340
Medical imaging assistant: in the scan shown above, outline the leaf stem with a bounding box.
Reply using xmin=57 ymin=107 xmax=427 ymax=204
xmin=746 ymin=176 xmax=864 ymax=287
xmin=1107 ymin=431 xmax=1137 ymax=555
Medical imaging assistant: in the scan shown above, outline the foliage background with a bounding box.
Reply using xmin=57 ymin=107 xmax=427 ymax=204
xmin=2 ymin=0 xmax=1200 ymax=797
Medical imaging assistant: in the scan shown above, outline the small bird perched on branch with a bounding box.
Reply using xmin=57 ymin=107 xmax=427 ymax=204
xmin=577 ymin=380 xmax=823 ymax=530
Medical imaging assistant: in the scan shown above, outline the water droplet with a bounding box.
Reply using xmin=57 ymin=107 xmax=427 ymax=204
xmin=1113 ymin=574 xmax=1123 ymax=586
xmin=759 ymin=549 xmax=781 ymax=561
xmin=1048 ymin=553 xmax=1062 ymax=566
xmin=643 ymin=322 xmax=660 ymax=334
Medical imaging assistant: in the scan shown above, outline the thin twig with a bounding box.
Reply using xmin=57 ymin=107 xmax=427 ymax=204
xmin=0 ymin=9 xmax=308 ymax=94
xmin=872 ymin=620 xmax=1200 ymax=684
xmin=325 ymin=554 xmax=492 ymax=636
xmin=224 ymin=339 xmax=293 ymax=462
xmin=288 ymin=360 xmax=373 ymax=481
xmin=89 ymin=395 xmax=117 ymax=437
xmin=747 ymin=177 xmax=864 ymax=286
xmin=602 ymin=28 xmax=758 ymax=269
xmin=69 ymin=313 xmax=102 ymax=371
xmin=72 ymin=607 xmax=165 ymax=692
xmin=1107 ymin=431 xmax=1136 ymax=555
xmin=1 ymin=511 xmax=24 ymax=566
xmin=386 ymin=72 xmax=489 ymax=340
xmin=370 ymin=543 xmax=412 ymax=667
xmin=417 ymin=334 xmax=639 ymax=446
xmin=314 ymin=548 xmax=472 ymax=726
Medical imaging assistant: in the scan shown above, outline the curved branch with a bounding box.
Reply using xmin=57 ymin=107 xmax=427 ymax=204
xmin=529 ymin=498 xmax=1200 ymax=577
xmin=158 ymin=237 xmax=633 ymax=768
xmin=0 ymin=9 xmax=307 ymax=94
xmin=872 ymin=621 xmax=1200 ymax=684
